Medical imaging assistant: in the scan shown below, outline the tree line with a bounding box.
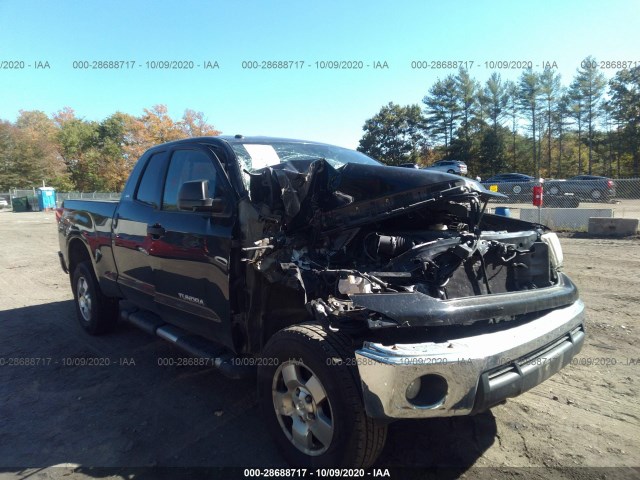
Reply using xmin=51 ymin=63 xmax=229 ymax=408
xmin=1 ymin=59 xmax=639 ymax=192
xmin=358 ymin=57 xmax=640 ymax=179
xmin=0 ymin=105 xmax=219 ymax=191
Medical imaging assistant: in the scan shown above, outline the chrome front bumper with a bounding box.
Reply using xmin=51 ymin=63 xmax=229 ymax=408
xmin=355 ymin=300 xmax=585 ymax=419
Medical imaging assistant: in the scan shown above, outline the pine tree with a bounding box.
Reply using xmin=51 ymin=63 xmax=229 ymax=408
xmin=422 ymin=76 xmax=460 ymax=155
xmin=608 ymin=66 xmax=640 ymax=176
xmin=540 ymin=69 xmax=561 ymax=176
xmin=574 ymin=56 xmax=607 ymax=174
xmin=518 ymin=69 xmax=542 ymax=177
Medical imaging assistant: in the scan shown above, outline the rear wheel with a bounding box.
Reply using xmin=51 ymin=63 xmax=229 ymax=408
xmin=71 ymin=261 xmax=118 ymax=335
xmin=258 ymin=323 xmax=387 ymax=468
xmin=591 ymin=189 xmax=603 ymax=201
xmin=447 ymin=169 xmax=455 ymax=174
xmin=512 ymin=185 xmax=522 ymax=194
xmin=549 ymin=186 xmax=561 ymax=195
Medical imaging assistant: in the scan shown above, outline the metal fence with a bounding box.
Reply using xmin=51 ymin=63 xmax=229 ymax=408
xmin=1 ymin=180 xmax=639 ymax=232
xmin=0 ymin=190 xmax=120 ymax=211
xmin=483 ymin=178 xmax=640 ymax=231
xmin=56 ymin=192 xmax=121 ymax=205
xmin=613 ymin=178 xmax=640 ymax=200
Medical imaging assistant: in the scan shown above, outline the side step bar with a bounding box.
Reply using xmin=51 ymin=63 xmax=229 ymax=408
xmin=120 ymin=305 xmax=254 ymax=380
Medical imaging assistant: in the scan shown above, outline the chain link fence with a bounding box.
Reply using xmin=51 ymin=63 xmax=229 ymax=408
xmin=0 ymin=190 xmax=120 ymax=212
xmin=485 ymin=178 xmax=640 ymax=231
xmin=1 ymin=180 xmax=639 ymax=231
xmin=56 ymin=192 xmax=121 ymax=205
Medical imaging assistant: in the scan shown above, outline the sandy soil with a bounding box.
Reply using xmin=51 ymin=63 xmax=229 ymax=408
xmin=0 ymin=211 xmax=638 ymax=479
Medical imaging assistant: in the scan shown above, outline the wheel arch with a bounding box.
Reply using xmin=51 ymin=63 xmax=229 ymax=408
xmin=67 ymin=236 xmax=93 ymax=280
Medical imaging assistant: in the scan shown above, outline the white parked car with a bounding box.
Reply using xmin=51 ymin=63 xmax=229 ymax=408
xmin=423 ymin=159 xmax=468 ymax=175
xmin=0 ymin=198 xmax=9 ymax=209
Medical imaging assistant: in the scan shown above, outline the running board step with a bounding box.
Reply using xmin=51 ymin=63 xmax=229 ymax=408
xmin=120 ymin=305 xmax=254 ymax=379
xmin=121 ymin=308 xmax=163 ymax=335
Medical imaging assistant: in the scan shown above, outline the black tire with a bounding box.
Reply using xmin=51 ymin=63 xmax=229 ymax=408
xmin=258 ymin=323 xmax=387 ymax=468
xmin=590 ymin=189 xmax=603 ymax=201
xmin=512 ymin=184 xmax=522 ymax=194
xmin=447 ymin=169 xmax=455 ymax=174
xmin=548 ymin=186 xmax=561 ymax=195
xmin=71 ymin=261 xmax=118 ymax=335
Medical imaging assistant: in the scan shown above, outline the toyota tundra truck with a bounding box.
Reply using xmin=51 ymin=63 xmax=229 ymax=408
xmin=57 ymin=135 xmax=585 ymax=467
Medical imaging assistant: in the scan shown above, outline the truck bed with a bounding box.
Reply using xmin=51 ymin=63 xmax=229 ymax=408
xmin=62 ymin=199 xmax=119 ymax=219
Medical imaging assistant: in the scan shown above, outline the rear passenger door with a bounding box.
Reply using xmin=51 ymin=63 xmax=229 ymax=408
xmin=149 ymin=145 xmax=236 ymax=348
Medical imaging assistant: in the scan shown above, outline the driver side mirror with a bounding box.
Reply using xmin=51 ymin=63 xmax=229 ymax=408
xmin=177 ymin=180 xmax=227 ymax=214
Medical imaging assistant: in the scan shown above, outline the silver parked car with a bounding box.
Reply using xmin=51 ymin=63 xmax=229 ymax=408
xmin=424 ymin=159 xmax=468 ymax=175
xmin=0 ymin=198 xmax=9 ymax=209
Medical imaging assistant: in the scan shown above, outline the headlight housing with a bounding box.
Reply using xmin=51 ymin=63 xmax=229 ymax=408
xmin=541 ymin=232 xmax=564 ymax=271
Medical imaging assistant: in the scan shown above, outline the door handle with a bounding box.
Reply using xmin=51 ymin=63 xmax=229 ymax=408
xmin=147 ymin=224 xmax=165 ymax=239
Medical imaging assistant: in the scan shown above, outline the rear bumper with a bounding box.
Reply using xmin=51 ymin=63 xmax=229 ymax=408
xmin=355 ymin=300 xmax=585 ymax=419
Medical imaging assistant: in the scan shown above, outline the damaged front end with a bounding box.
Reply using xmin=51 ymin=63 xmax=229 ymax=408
xmin=233 ymin=151 xmax=584 ymax=420
xmin=242 ymin=158 xmax=575 ymax=335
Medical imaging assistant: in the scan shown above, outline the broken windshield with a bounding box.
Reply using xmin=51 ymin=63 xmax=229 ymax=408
xmin=229 ymin=141 xmax=381 ymax=188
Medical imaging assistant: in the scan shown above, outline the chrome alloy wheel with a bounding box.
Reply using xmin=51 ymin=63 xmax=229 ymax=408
xmin=76 ymin=276 xmax=92 ymax=322
xmin=272 ymin=360 xmax=334 ymax=456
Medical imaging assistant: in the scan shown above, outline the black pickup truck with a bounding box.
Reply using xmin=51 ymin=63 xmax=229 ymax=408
xmin=58 ymin=136 xmax=585 ymax=467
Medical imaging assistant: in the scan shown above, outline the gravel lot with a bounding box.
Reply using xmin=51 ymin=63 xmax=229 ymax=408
xmin=0 ymin=211 xmax=639 ymax=479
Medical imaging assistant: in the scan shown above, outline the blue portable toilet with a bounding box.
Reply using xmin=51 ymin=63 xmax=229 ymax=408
xmin=36 ymin=187 xmax=56 ymax=210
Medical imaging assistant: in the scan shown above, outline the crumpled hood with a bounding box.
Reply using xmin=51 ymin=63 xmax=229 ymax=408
xmin=333 ymin=162 xmax=502 ymax=204
xmin=249 ymin=159 xmax=506 ymax=233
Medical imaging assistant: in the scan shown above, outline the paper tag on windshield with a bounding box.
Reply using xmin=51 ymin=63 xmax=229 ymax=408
xmin=244 ymin=144 xmax=281 ymax=170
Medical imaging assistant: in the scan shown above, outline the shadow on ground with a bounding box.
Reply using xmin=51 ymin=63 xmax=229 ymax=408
xmin=0 ymin=301 xmax=496 ymax=476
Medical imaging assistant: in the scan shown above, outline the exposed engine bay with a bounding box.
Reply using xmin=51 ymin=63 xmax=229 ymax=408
xmin=240 ymin=159 xmax=566 ymax=334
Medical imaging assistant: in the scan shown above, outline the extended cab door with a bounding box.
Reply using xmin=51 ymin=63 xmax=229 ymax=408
xmin=149 ymin=145 xmax=236 ymax=348
xmin=112 ymin=149 xmax=170 ymax=312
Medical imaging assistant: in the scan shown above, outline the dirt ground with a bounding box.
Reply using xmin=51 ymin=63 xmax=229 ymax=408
xmin=0 ymin=211 xmax=639 ymax=479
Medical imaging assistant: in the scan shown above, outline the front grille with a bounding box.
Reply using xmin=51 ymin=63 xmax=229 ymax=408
xmin=444 ymin=242 xmax=553 ymax=299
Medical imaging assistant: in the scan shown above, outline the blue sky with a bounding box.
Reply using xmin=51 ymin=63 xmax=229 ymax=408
xmin=1 ymin=0 xmax=638 ymax=148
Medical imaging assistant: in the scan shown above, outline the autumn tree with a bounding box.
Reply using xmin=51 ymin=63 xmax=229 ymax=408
xmin=98 ymin=113 xmax=137 ymax=190
xmin=180 ymin=109 xmax=221 ymax=137
xmin=0 ymin=121 xmax=20 ymax=189
xmin=54 ymin=108 xmax=99 ymax=190
xmin=9 ymin=111 xmax=66 ymax=189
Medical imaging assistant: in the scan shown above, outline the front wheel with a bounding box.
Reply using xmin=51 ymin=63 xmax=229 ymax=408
xmin=71 ymin=261 xmax=118 ymax=335
xmin=258 ymin=323 xmax=387 ymax=468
